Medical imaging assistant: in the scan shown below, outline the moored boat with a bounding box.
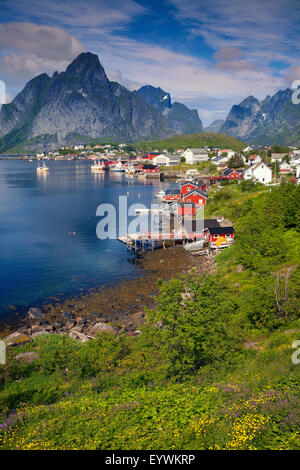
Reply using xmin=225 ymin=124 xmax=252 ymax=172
xmin=184 ymin=239 xmax=205 ymax=252
xmin=125 ymin=165 xmax=136 ymax=175
xmin=36 ymin=160 xmax=49 ymax=172
xmin=91 ymin=160 xmax=105 ymax=170
xmin=155 ymin=189 xmax=166 ymax=199
xmin=110 ymin=161 xmax=125 ymax=172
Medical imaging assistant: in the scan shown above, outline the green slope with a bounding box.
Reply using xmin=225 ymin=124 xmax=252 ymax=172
xmin=0 ymin=183 xmax=299 ymax=450
xmin=135 ymin=132 xmax=245 ymax=152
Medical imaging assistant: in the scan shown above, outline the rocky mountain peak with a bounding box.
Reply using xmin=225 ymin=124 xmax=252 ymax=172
xmin=66 ymin=52 xmax=103 ymax=75
xmin=135 ymin=85 xmax=202 ymax=134
xmin=135 ymin=85 xmax=172 ymax=110
xmin=220 ymin=87 xmax=300 ymax=145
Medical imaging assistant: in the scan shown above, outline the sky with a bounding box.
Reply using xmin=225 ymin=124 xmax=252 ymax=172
xmin=0 ymin=0 xmax=300 ymax=125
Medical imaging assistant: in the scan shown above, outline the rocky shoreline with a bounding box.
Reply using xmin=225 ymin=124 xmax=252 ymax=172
xmin=1 ymin=246 xmax=216 ymax=348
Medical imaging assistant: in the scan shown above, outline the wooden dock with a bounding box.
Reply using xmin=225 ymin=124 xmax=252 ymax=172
xmin=118 ymin=229 xmax=204 ymax=254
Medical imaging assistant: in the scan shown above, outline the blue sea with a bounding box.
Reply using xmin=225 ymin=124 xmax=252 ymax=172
xmin=0 ymin=159 xmax=172 ymax=319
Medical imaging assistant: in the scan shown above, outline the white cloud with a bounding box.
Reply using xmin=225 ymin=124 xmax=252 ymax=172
xmin=92 ymin=34 xmax=283 ymax=101
xmin=213 ymin=46 xmax=244 ymax=62
xmin=0 ymin=0 xmax=146 ymax=31
xmin=170 ymin=0 xmax=300 ymax=64
xmin=0 ymin=22 xmax=84 ymax=61
xmin=105 ymin=68 xmax=143 ymax=91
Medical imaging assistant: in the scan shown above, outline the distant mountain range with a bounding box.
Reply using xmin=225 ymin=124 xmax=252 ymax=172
xmin=0 ymin=52 xmax=203 ymax=153
xmin=1 ymin=51 xmax=298 ymax=152
xmin=220 ymin=89 xmax=300 ymax=145
xmin=135 ymin=85 xmax=203 ymax=135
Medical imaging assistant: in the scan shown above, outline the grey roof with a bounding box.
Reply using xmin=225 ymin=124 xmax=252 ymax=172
xmin=188 ymin=148 xmax=208 ymax=154
xmin=155 ymin=153 xmax=180 ymax=160
xmin=183 ymin=189 xmax=208 ymax=199
xmin=165 ymin=189 xmax=181 ymax=195
xmin=183 ymin=219 xmax=220 ymax=234
xmin=213 ymin=155 xmax=228 ymax=161
xmin=207 ymin=226 xmax=234 ymax=234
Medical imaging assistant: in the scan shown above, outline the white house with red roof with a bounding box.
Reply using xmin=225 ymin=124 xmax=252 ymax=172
xmin=248 ymin=154 xmax=262 ymax=165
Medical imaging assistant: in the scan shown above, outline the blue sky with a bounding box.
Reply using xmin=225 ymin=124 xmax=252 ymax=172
xmin=0 ymin=0 xmax=300 ymax=125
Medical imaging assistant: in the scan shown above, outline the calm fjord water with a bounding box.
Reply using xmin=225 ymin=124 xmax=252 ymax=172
xmin=0 ymin=160 xmax=170 ymax=319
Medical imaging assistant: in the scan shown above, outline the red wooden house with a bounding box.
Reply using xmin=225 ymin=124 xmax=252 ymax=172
xmin=140 ymin=153 xmax=160 ymax=162
xmin=141 ymin=164 xmax=160 ymax=174
xmin=222 ymin=168 xmax=243 ymax=179
xmin=180 ymin=181 xmax=207 ymax=197
xmin=204 ymin=226 xmax=234 ymax=248
xmin=196 ymin=180 xmax=207 ymax=191
xmin=182 ymin=218 xmax=220 ymax=238
xmin=164 ymin=189 xmax=181 ymax=202
xmin=182 ymin=188 xmax=208 ymax=206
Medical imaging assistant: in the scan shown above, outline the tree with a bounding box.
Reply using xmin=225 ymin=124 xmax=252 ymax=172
xmin=228 ymin=154 xmax=244 ymax=168
xmin=234 ymin=195 xmax=287 ymax=273
xmin=244 ymin=277 xmax=279 ymax=329
xmin=139 ymin=276 xmax=239 ymax=377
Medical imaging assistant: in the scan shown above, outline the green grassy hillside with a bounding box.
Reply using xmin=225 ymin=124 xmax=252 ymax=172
xmin=136 ymin=132 xmax=245 ymax=152
xmin=0 ymin=183 xmax=299 ymax=450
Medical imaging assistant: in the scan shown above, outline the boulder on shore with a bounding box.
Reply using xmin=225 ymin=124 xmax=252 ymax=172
xmin=61 ymin=311 xmax=74 ymax=321
xmin=2 ymin=332 xmax=31 ymax=347
xmin=87 ymin=322 xmax=117 ymax=336
xmin=69 ymin=331 xmax=90 ymax=342
xmin=28 ymin=307 xmax=44 ymax=321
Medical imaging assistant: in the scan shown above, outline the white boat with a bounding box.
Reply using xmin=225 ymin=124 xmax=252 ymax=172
xmin=36 ymin=160 xmax=49 ymax=172
xmin=91 ymin=160 xmax=104 ymax=170
xmin=155 ymin=190 xmax=166 ymax=199
xmin=110 ymin=161 xmax=125 ymax=172
xmin=125 ymin=165 xmax=136 ymax=175
xmin=184 ymin=239 xmax=205 ymax=252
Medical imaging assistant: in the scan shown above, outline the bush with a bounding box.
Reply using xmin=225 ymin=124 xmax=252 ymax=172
xmin=240 ymin=180 xmax=258 ymax=192
xmin=139 ymin=275 xmax=240 ymax=377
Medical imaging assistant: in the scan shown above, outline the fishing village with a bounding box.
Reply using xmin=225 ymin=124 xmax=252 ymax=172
xmin=0 ymin=141 xmax=295 ymax=346
xmin=0 ymin=148 xmax=238 ymax=347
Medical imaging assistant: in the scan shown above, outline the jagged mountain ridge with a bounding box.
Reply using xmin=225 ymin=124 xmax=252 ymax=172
xmin=220 ymin=89 xmax=300 ymax=145
xmin=0 ymin=53 xmax=176 ymax=152
xmin=135 ymin=85 xmax=203 ymax=135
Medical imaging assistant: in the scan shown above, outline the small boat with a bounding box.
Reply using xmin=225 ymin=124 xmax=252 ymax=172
xmin=36 ymin=160 xmax=49 ymax=172
xmin=155 ymin=190 xmax=166 ymax=199
xmin=184 ymin=239 xmax=205 ymax=252
xmin=91 ymin=160 xmax=104 ymax=170
xmin=110 ymin=161 xmax=125 ymax=172
xmin=125 ymin=165 xmax=136 ymax=175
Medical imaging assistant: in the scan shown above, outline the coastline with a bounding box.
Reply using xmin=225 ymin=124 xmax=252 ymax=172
xmin=0 ymin=246 xmax=215 ymax=340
